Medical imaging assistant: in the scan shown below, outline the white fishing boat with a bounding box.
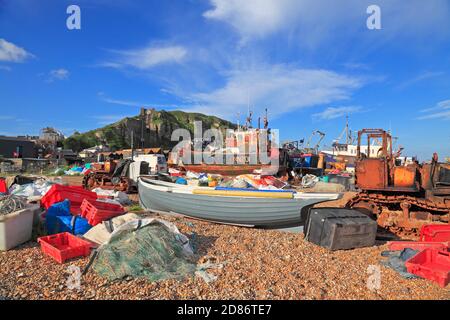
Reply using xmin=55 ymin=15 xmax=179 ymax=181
xmin=321 ymin=117 xmax=383 ymax=159
xmin=138 ymin=177 xmax=342 ymax=228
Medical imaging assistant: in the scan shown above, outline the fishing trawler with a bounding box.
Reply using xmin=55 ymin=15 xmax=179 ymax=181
xmin=321 ymin=117 xmax=383 ymax=162
xmin=169 ymin=109 xmax=289 ymax=176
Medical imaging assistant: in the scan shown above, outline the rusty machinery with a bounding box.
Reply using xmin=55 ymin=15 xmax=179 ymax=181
xmin=347 ymin=129 xmax=450 ymax=237
xmin=82 ymin=159 xmax=133 ymax=193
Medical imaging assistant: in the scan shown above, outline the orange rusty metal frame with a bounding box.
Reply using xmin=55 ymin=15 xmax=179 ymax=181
xmin=355 ymin=129 xmax=394 ymax=190
xmin=356 ymin=128 xmax=392 ymax=160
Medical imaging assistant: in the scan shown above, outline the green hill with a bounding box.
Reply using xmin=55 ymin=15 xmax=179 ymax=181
xmin=63 ymin=108 xmax=236 ymax=152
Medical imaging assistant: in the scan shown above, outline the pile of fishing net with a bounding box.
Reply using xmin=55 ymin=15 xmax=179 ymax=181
xmin=0 ymin=195 xmax=27 ymax=215
xmin=90 ymin=217 xmax=197 ymax=282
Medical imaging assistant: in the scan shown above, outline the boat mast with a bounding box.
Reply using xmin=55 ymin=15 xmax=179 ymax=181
xmin=237 ymin=111 xmax=241 ymax=131
xmin=345 ymin=115 xmax=350 ymax=145
xmin=245 ymin=109 xmax=253 ymax=130
xmin=263 ymin=108 xmax=269 ymax=129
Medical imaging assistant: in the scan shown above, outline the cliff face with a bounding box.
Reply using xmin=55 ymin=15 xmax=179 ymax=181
xmin=63 ymin=108 xmax=236 ymax=152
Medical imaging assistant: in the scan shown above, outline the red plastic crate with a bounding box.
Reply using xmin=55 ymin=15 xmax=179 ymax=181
xmin=405 ymin=248 xmax=450 ymax=288
xmin=41 ymin=184 xmax=97 ymax=215
xmin=420 ymin=224 xmax=450 ymax=242
xmin=0 ymin=178 xmax=7 ymax=194
xmin=80 ymin=199 xmax=125 ymax=226
xmin=37 ymin=232 xmax=92 ymax=264
xmin=388 ymin=241 xmax=449 ymax=251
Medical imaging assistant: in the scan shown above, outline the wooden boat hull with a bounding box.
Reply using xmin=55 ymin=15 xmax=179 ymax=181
xmin=138 ymin=178 xmax=341 ymax=228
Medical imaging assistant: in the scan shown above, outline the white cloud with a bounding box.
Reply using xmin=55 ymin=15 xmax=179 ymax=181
xmin=98 ymin=61 xmax=123 ymax=69
xmin=97 ymin=92 xmax=181 ymax=109
xmin=342 ymin=63 xmax=370 ymax=70
xmin=104 ymin=45 xmax=187 ymax=70
xmin=98 ymin=94 xmax=141 ymax=107
xmin=396 ymin=71 xmax=445 ymax=90
xmin=0 ymin=65 xmax=11 ymax=71
xmin=204 ymin=0 xmax=297 ymax=40
xmin=203 ymin=0 xmax=450 ymax=45
xmin=0 ymin=116 xmax=16 ymax=121
xmin=418 ymin=100 xmax=450 ymax=120
xmin=312 ymin=106 xmax=362 ymax=120
xmin=0 ymin=38 xmax=33 ymax=62
xmin=47 ymin=68 xmax=69 ymax=82
xmin=178 ymin=64 xmax=362 ymax=119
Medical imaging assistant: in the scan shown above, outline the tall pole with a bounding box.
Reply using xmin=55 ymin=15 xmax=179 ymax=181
xmin=345 ymin=115 xmax=350 ymax=145
xmin=141 ymin=114 xmax=144 ymax=148
xmin=237 ymin=112 xmax=240 ymax=131
xmin=131 ymin=130 xmax=134 ymax=161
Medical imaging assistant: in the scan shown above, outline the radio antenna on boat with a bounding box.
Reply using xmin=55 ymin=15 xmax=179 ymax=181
xmin=237 ymin=111 xmax=241 ymax=131
xmin=345 ymin=115 xmax=350 ymax=144
xmin=263 ymin=108 xmax=269 ymax=129
xmin=245 ymin=90 xmax=253 ymax=129
xmin=245 ymin=110 xmax=253 ymax=129
xmin=334 ymin=115 xmax=353 ymax=145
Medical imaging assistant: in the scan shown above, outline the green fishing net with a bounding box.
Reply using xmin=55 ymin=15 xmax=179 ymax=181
xmin=92 ymin=223 xmax=197 ymax=282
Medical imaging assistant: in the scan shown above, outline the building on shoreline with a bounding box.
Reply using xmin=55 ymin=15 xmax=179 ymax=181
xmin=0 ymin=136 xmax=37 ymax=158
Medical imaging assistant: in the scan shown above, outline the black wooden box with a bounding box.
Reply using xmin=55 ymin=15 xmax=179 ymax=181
xmin=304 ymin=208 xmax=377 ymax=250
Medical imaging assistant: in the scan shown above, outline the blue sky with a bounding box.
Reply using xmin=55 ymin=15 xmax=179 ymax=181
xmin=0 ymin=0 xmax=449 ymax=160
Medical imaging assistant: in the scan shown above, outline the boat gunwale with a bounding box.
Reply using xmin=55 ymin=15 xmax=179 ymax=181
xmin=138 ymin=176 xmax=342 ymax=201
xmin=138 ymin=177 xmax=343 ymax=228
